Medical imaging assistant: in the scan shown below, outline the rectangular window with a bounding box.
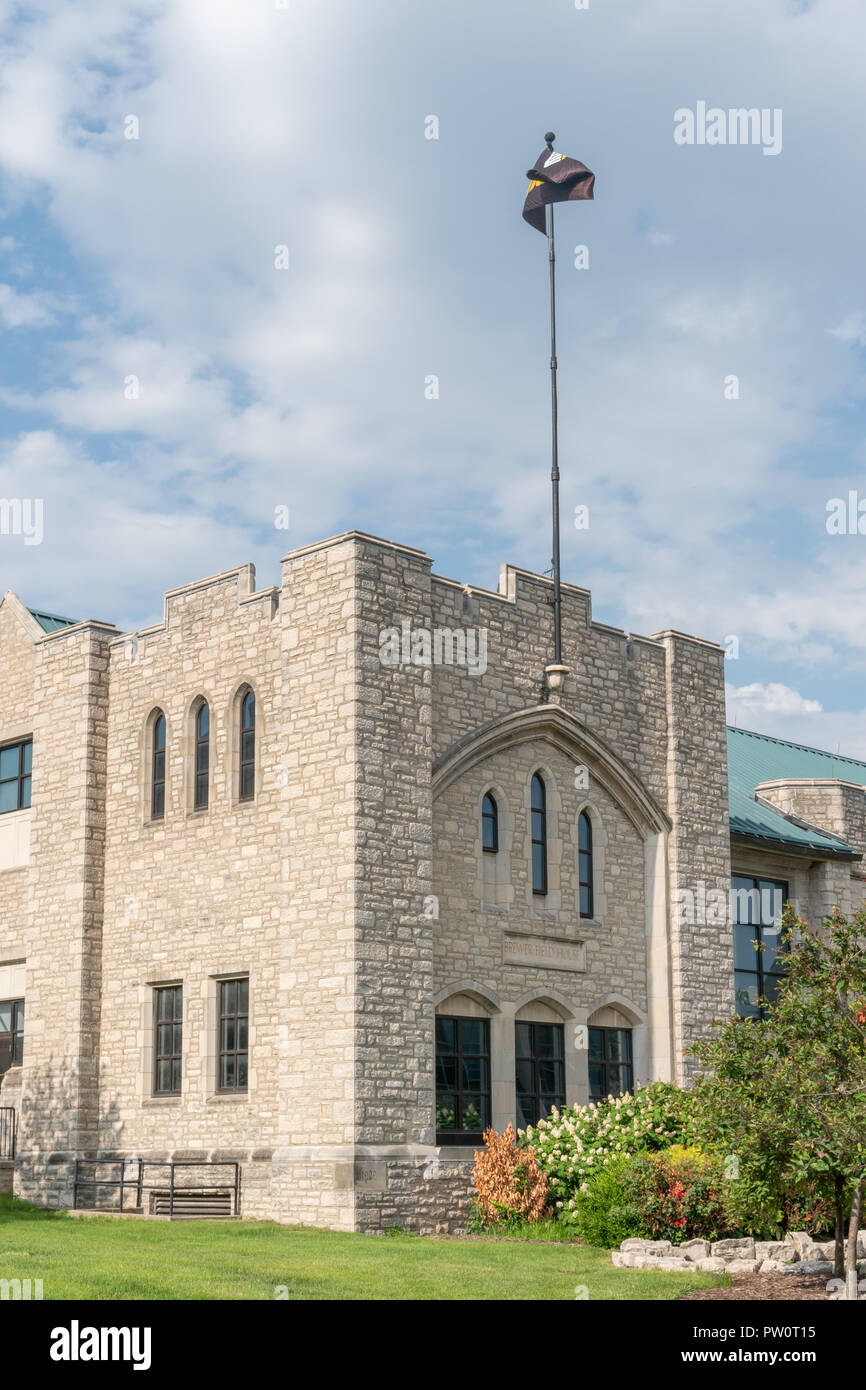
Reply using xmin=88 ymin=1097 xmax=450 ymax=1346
xmin=515 ymin=1021 xmax=565 ymax=1128
xmin=0 ymin=740 xmax=31 ymax=815
xmin=153 ymin=986 xmax=182 ymax=1095
xmin=218 ymin=977 xmax=249 ymax=1092
xmin=0 ymin=999 xmax=24 ymax=1073
xmin=588 ymin=1026 xmax=633 ymax=1103
xmin=435 ymin=1015 xmax=490 ymax=1144
xmin=732 ymin=875 xmax=788 ymax=1019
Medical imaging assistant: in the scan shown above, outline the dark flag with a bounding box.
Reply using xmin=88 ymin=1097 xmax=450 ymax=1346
xmin=522 ymin=146 xmax=595 ymax=234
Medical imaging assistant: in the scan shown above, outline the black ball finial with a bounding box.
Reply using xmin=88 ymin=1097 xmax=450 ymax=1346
xmin=544 ymin=130 xmax=556 ymax=147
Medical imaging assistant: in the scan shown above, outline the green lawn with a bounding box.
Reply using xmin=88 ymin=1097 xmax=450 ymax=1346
xmin=0 ymin=1196 xmax=724 ymax=1300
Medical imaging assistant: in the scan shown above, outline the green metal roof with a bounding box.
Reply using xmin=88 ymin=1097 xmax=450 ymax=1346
xmin=28 ymin=608 xmax=76 ymax=633
xmin=727 ymin=726 xmax=865 ymax=858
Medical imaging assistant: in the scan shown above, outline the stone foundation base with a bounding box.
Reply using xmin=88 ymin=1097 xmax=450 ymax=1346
xmin=11 ymin=1146 xmax=476 ymax=1233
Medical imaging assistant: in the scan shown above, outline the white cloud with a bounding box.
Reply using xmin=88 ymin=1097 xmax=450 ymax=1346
xmin=727 ymin=681 xmax=822 ymax=718
xmin=0 ymin=282 xmax=56 ymax=326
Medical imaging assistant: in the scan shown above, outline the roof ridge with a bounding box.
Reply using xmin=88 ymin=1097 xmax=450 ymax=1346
xmin=727 ymin=724 xmax=866 ymax=771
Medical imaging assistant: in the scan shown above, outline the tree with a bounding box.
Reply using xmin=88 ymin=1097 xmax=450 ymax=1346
xmin=692 ymin=904 xmax=866 ymax=1300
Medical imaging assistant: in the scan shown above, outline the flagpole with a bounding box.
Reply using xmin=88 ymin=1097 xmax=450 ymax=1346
xmin=545 ymin=131 xmax=563 ymax=668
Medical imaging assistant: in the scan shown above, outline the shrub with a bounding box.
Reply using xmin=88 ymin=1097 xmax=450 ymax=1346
xmin=572 ymin=1155 xmax=644 ymax=1248
xmin=521 ymin=1081 xmax=691 ymax=1224
xmin=471 ymin=1124 xmax=549 ymax=1227
xmin=620 ymin=1144 xmax=735 ymax=1243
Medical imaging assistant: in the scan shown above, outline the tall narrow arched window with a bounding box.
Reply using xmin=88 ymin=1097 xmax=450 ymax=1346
xmin=531 ymin=773 xmax=547 ymax=895
xmin=239 ymin=690 xmax=255 ymax=802
xmin=481 ymin=791 xmax=498 ymax=853
xmin=194 ymin=702 xmax=210 ymax=809
xmin=578 ymin=810 xmax=593 ymax=918
xmin=151 ymin=712 xmax=166 ymax=820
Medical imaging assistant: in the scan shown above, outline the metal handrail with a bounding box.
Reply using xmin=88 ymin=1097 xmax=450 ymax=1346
xmin=72 ymin=1158 xmax=241 ymax=1216
xmin=0 ymin=1107 xmax=16 ymax=1160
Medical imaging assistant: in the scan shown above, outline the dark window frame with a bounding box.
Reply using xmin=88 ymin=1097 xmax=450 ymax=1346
xmin=0 ymin=739 xmax=32 ymax=815
xmin=435 ymin=1015 xmax=491 ymax=1145
xmin=732 ymin=875 xmax=789 ymax=1020
xmin=515 ymin=1020 xmax=566 ymax=1128
xmin=588 ymin=1026 xmax=633 ymax=1102
xmin=531 ymin=773 xmax=548 ymax=896
xmin=239 ymin=690 xmax=255 ymax=802
xmin=481 ymin=791 xmax=498 ymax=853
xmin=194 ymin=702 xmax=210 ymax=810
xmin=151 ymin=712 xmax=166 ymax=820
xmin=153 ymin=985 xmax=182 ymax=1095
xmin=578 ymin=810 xmax=593 ymax=918
xmin=0 ymin=998 xmax=24 ymax=1073
xmin=218 ymin=977 xmax=249 ymax=1094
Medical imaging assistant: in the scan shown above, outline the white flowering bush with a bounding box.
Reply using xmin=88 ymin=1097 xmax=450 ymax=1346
xmin=518 ymin=1081 xmax=691 ymax=1225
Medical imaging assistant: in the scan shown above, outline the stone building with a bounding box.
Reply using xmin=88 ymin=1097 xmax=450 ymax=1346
xmin=1 ymin=530 xmax=864 ymax=1230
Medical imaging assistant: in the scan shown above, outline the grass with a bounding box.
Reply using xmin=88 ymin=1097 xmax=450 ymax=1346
xmin=0 ymin=1196 xmax=725 ymax=1300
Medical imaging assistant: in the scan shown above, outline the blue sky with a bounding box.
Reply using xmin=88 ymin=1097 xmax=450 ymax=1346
xmin=1 ymin=0 xmax=866 ymax=750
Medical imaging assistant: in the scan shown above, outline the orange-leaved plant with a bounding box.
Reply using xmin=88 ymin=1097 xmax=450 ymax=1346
xmin=471 ymin=1123 xmax=549 ymax=1226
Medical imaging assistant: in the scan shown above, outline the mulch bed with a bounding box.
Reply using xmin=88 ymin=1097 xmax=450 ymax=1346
xmin=681 ymin=1272 xmax=833 ymax=1301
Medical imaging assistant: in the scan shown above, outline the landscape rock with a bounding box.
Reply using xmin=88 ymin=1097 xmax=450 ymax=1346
xmin=677 ymin=1239 xmax=710 ymax=1260
xmin=760 ymin=1258 xmax=799 ymax=1273
xmin=620 ymin=1238 xmax=649 ymax=1252
xmin=695 ymin=1257 xmax=728 ymax=1273
xmin=784 ymin=1260 xmax=833 ymax=1275
xmin=653 ymin=1257 xmax=696 ymax=1271
xmin=755 ymin=1241 xmax=794 ymax=1262
xmin=725 ymin=1258 xmax=762 ymax=1274
xmin=711 ymin=1238 xmax=756 ymax=1258
xmin=788 ymin=1231 xmax=824 ymax=1259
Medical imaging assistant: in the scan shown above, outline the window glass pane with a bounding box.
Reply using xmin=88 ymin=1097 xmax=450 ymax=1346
xmin=436 ymin=1017 xmax=456 ymax=1052
xmin=461 ymin=1099 xmax=484 ymax=1132
xmin=154 ymin=716 xmax=165 ymax=751
xmin=734 ymin=925 xmax=760 ymax=971
xmin=579 ymin=884 xmax=592 ymax=917
xmin=578 ymin=813 xmax=590 ymax=852
xmin=515 ymin=1022 xmax=533 ymax=1058
xmin=538 ymin=1060 xmax=562 ymax=1094
xmin=735 ymin=971 xmax=761 ymax=1018
xmin=242 ymin=693 xmax=255 ymax=729
xmin=461 ymin=1020 xmax=485 ymax=1055
xmin=237 ymin=1016 xmax=248 ymax=1051
xmin=759 ymin=881 xmax=785 ymax=927
xmin=0 ymin=747 xmax=19 ymax=778
xmin=588 ymin=1027 xmax=604 ymax=1062
xmin=157 ymin=990 xmax=172 ymax=1022
xmin=222 ymin=980 xmax=236 ymax=1015
xmin=589 ymin=1064 xmax=605 ymax=1099
xmin=19 ymin=775 xmax=30 ymax=809
xmin=532 ymin=842 xmax=546 ymax=891
xmin=0 ymin=782 xmax=17 ymax=813
xmin=237 ymin=1054 xmax=248 ymax=1089
xmin=761 ymin=930 xmax=781 ymax=974
xmin=531 ymin=775 xmax=544 ymax=811
xmin=220 ymin=1055 xmax=234 ymax=1088
xmin=237 ymin=978 xmax=248 ymax=1012
xmin=0 ymin=1003 xmax=11 ymax=1031
xmin=197 ymin=704 xmax=209 ymax=736
xmin=606 ymin=1029 xmax=626 ymax=1062
xmin=515 ymin=1058 xmax=534 ymax=1094
xmin=436 ymin=1096 xmax=457 ymax=1130
xmin=436 ymin=1056 xmax=457 ymax=1089
xmin=21 ymin=741 xmax=32 ymax=774
xmin=516 ymin=1093 xmax=534 ymax=1129
xmin=462 ymin=1056 xmax=486 ymax=1090
xmin=731 ymin=876 xmax=758 ymax=924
